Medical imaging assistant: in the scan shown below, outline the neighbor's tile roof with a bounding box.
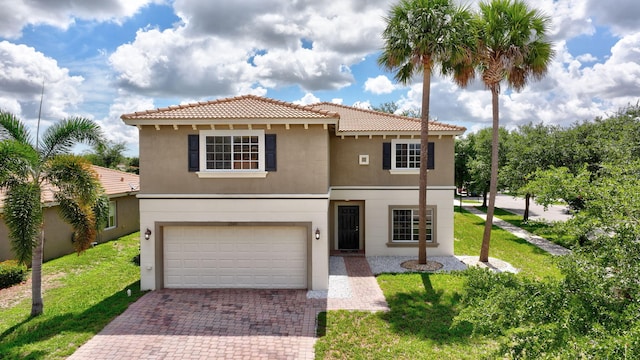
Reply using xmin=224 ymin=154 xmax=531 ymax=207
xmin=0 ymin=166 xmax=139 ymax=208
xmin=310 ymin=102 xmax=467 ymax=133
xmin=121 ymin=95 xmax=339 ymax=120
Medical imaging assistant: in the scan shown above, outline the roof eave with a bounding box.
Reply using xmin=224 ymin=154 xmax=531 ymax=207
xmin=335 ymin=129 xmax=466 ymax=137
xmin=122 ymin=117 xmax=339 ymax=127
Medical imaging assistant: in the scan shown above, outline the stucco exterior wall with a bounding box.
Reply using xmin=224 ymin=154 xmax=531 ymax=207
xmin=138 ymin=197 xmax=329 ymax=291
xmin=139 ymin=125 xmax=330 ymax=195
xmin=330 ymin=187 xmax=455 ymax=257
xmin=329 ymin=135 xmax=456 ymax=187
xmin=99 ymin=195 xmax=140 ymax=242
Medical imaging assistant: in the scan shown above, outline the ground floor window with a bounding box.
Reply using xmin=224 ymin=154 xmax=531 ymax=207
xmin=106 ymin=201 xmax=116 ymax=229
xmin=391 ymin=207 xmax=434 ymax=243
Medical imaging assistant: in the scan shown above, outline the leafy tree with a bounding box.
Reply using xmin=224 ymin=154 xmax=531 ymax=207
xmin=464 ymin=127 xmax=509 ymax=207
xmin=379 ymin=0 xmax=475 ymax=264
xmin=473 ymin=0 xmax=554 ymax=262
xmin=0 ymin=111 xmax=107 ymax=316
xmin=372 ymin=101 xmax=399 ymax=114
xmin=84 ymin=140 xmax=127 ymax=169
xmin=501 ymin=123 xmax=560 ymax=220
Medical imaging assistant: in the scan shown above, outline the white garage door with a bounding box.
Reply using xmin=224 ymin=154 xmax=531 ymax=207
xmin=164 ymin=225 xmax=307 ymax=289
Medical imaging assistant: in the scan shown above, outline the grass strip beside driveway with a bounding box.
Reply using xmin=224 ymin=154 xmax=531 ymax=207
xmin=0 ymin=232 xmax=144 ymax=360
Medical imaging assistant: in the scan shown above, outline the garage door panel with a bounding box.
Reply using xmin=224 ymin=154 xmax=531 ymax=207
xmin=164 ymin=226 xmax=307 ymax=289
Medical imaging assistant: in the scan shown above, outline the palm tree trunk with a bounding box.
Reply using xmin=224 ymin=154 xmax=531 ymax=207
xmin=480 ymin=85 xmax=500 ymax=262
xmin=31 ymin=226 xmax=44 ymax=316
xmin=418 ymin=63 xmax=431 ymax=265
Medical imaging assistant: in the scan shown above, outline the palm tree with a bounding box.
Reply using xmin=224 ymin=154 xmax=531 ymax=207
xmin=0 ymin=111 xmax=108 ymax=316
xmin=474 ymin=0 xmax=554 ymax=262
xmin=379 ymin=0 xmax=475 ymax=264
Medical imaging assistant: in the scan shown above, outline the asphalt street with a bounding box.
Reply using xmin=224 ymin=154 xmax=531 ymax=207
xmin=461 ymin=193 xmax=572 ymax=223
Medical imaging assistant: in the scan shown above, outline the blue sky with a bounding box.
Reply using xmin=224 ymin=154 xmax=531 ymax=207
xmin=1 ymin=0 xmax=639 ymax=156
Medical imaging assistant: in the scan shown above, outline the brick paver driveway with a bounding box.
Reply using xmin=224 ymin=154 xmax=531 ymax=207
xmin=69 ymin=257 xmax=387 ymax=359
xmin=69 ymin=289 xmax=326 ymax=360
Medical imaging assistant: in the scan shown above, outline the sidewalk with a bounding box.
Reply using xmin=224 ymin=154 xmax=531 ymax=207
xmin=462 ymin=204 xmax=571 ymax=256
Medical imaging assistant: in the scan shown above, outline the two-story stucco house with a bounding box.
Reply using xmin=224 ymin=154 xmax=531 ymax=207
xmin=121 ymin=95 xmax=465 ymax=292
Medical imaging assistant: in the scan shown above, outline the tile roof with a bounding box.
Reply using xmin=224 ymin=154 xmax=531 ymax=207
xmin=310 ymin=102 xmax=467 ymax=134
xmin=121 ymin=95 xmax=339 ymax=121
xmin=0 ymin=166 xmax=139 ymax=209
xmin=120 ymin=94 xmax=466 ymax=134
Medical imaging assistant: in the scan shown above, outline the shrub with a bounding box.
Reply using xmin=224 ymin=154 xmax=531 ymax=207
xmin=0 ymin=260 xmax=28 ymax=289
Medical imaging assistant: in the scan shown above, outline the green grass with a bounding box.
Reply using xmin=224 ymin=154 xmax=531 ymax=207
xmin=477 ymin=206 xmax=574 ymax=249
xmin=454 ymin=209 xmax=562 ymax=280
xmin=0 ymin=232 xmax=144 ymax=359
xmin=315 ymin=274 xmax=501 ymax=359
xmin=316 ymin=207 xmax=563 ymax=359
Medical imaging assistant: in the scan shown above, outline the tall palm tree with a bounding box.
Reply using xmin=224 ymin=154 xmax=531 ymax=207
xmin=379 ymin=0 xmax=475 ymax=264
xmin=0 ymin=111 xmax=108 ymax=316
xmin=474 ymin=0 xmax=554 ymax=262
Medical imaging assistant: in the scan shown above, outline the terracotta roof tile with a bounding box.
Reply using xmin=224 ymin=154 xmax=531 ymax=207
xmin=121 ymin=95 xmax=339 ymax=121
xmin=310 ymin=102 xmax=466 ymax=133
xmin=0 ymin=166 xmax=139 ymax=209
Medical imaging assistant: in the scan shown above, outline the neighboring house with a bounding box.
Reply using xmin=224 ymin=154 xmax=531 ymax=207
xmin=0 ymin=166 xmax=140 ymax=262
xmin=121 ymin=95 xmax=465 ymax=292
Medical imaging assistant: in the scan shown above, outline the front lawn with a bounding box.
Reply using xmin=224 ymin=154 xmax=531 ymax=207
xmin=316 ymin=210 xmax=562 ymax=359
xmin=0 ymin=232 xmax=144 ymax=359
xmin=478 ymin=206 xmax=574 ymax=248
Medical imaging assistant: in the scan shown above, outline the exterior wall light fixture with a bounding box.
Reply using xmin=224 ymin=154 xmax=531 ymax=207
xmin=315 ymin=228 xmax=320 ymax=240
xmin=144 ymin=228 xmax=152 ymax=240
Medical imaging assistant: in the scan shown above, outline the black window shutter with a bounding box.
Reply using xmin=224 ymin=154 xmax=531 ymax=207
xmin=427 ymin=142 xmax=435 ymax=169
xmin=265 ymin=134 xmax=277 ymax=171
xmin=188 ymin=134 xmax=199 ymax=172
xmin=382 ymin=142 xmax=391 ymax=169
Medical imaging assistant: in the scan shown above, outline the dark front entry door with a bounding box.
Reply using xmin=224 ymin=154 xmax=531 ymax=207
xmin=338 ymin=206 xmax=359 ymax=250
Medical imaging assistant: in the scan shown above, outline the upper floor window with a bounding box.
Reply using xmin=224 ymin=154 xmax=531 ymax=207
xmin=192 ymin=130 xmax=276 ymax=178
xmin=205 ymin=134 xmax=260 ymax=170
xmin=394 ymin=141 xmax=420 ymax=169
xmin=385 ymin=140 xmax=434 ymax=173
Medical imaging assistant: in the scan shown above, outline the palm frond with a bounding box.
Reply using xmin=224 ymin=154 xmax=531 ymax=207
xmin=378 ymin=0 xmax=476 ymax=86
xmin=55 ymin=196 xmax=97 ymax=253
xmin=40 ymin=117 xmax=104 ymax=160
xmin=0 ymin=140 xmax=38 ymax=187
xmin=0 ymin=111 xmax=32 ymax=145
xmin=45 ymin=155 xmax=103 ymax=205
xmin=475 ymin=0 xmax=554 ymax=91
xmin=92 ymin=193 xmax=110 ymax=232
xmin=3 ymin=182 xmax=42 ymax=265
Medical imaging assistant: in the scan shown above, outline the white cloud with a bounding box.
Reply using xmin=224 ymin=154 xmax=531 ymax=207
xmin=331 ymin=98 xmax=343 ymax=105
xmin=108 ymin=0 xmax=391 ymax=99
xmin=576 ymin=53 xmax=598 ymax=63
xmin=352 ymin=100 xmax=372 ymax=110
xmin=0 ymin=0 xmax=159 ymax=39
xmin=293 ymin=93 xmax=320 ymax=105
xmin=364 ymin=75 xmax=398 ymax=94
xmin=0 ymin=41 xmax=84 ymax=126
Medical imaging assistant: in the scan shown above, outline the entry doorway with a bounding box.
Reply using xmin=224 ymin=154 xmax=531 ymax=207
xmin=337 ymin=205 xmax=360 ymax=250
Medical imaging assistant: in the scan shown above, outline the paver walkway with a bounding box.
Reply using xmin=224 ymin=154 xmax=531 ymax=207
xmin=69 ymin=256 xmax=387 ymax=359
xmin=463 ymin=205 xmax=571 ymax=256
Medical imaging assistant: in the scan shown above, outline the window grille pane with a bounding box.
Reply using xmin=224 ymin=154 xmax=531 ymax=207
xmin=392 ymin=208 xmax=433 ymax=242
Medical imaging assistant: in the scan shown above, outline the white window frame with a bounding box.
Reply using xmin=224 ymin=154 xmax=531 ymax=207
xmin=197 ymin=130 xmax=267 ymax=178
xmin=106 ymin=201 xmax=116 ymax=230
xmin=389 ymin=206 xmax=436 ymax=245
xmin=390 ymin=139 xmax=420 ymax=175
